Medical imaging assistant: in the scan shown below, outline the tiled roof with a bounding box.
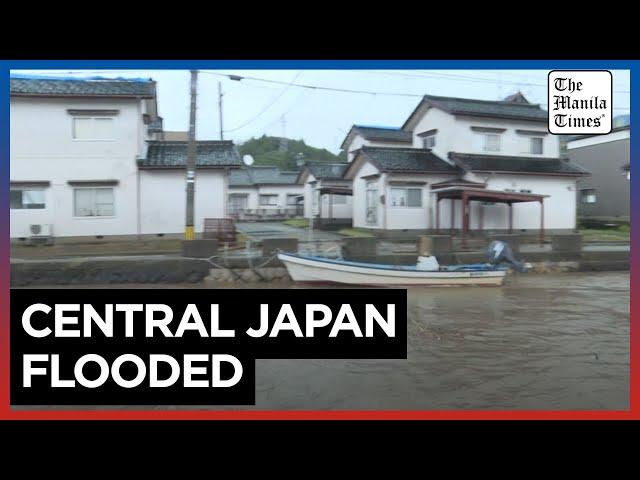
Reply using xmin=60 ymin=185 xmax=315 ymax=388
xmin=10 ymin=76 xmax=156 ymax=98
xmin=229 ymin=166 xmax=300 ymax=186
xmin=139 ymin=141 xmax=242 ymax=169
xmin=403 ymin=94 xmax=548 ymax=128
xmin=359 ymin=146 xmax=459 ymax=173
xmin=304 ymin=162 xmax=350 ymax=180
xmin=341 ymin=125 xmax=412 ymax=150
xmin=449 ymin=152 xmax=589 ymax=176
xmin=229 ymin=169 xmax=253 ymax=186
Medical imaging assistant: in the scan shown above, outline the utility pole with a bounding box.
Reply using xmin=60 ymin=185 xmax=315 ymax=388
xmin=218 ymin=81 xmax=223 ymax=140
xmin=185 ymin=70 xmax=198 ymax=240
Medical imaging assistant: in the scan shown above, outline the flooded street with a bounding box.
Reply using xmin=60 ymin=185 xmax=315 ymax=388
xmin=16 ymin=272 xmax=629 ymax=410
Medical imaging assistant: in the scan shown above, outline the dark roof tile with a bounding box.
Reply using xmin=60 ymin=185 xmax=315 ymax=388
xmin=403 ymin=94 xmax=548 ymax=129
xmin=341 ymin=125 xmax=412 ymax=150
xmin=304 ymin=162 xmax=350 ymax=180
xmin=139 ymin=141 xmax=242 ymax=169
xmin=230 ymin=166 xmax=300 ymax=186
xmin=360 ymin=146 xmax=459 ymax=173
xmin=10 ymin=76 xmax=156 ymax=98
xmin=354 ymin=125 xmax=413 ymax=143
xmin=449 ymin=152 xmax=589 ymax=176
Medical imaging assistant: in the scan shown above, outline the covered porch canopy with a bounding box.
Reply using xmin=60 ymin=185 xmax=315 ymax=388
xmin=432 ymin=186 xmax=549 ymax=244
xmin=316 ymin=186 xmax=353 ymax=219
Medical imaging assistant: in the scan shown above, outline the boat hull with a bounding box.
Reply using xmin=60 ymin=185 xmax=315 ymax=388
xmin=278 ymin=253 xmax=506 ymax=287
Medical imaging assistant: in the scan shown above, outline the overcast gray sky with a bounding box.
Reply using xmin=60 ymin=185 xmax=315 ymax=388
xmin=14 ymin=69 xmax=631 ymax=154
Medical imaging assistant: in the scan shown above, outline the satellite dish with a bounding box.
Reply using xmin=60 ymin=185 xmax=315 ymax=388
xmin=243 ymin=154 xmax=254 ymax=166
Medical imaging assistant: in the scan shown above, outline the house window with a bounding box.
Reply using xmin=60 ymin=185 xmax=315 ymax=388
xmin=228 ymin=194 xmax=248 ymax=214
xmin=259 ymin=194 xmax=278 ymax=206
xmin=73 ymin=117 xmax=115 ymax=140
xmin=74 ymin=188 xmax=115 ymax=217
xmin=520 ymin=189 xmax=532 ymax=193
xmin=483 ymin=134 xmax=501 ymax=152
xmin=580 ymin=188 xmax=597 ymax=204
xmin=422 ymin=134 xmax=436 ymax=149
xmin=530 ymin=137 xmax=543 ymax=155
xmin=286 ymin=194 xmax=300 ymax=206
xmin=390 ymin=188 xmax=422 ymax=207
xmin=10 ymin=189 xmax=46 ymax=209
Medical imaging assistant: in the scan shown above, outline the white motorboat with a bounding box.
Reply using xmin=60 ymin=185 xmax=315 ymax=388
xmin=277 ymin=252 xmax=508 ymax=287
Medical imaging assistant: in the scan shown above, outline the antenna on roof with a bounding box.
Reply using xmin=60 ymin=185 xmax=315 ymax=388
xmin=243 ymin=154 xmax=254 ymax=166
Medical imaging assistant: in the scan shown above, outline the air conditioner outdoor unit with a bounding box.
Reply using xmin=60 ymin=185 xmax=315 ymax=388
xmin=28 ymin=224 xmax=54 ymax=245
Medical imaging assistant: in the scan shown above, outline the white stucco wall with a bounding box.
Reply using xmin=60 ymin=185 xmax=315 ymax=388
xmin=350 ymin=158 xmax=458 ymax=230
xmin=302 ymin=172 xmax=351 ymax=219
xmin=140 ymin=170 xmax=227 ymax=235
xmin=352 ymin=161 xmax=381 ymax=228
xmin=469 ymin=174 xmax=577 ymax=230
xmin=346 ymin=134 xmax=411 ymax=162
xmin=410 ymin=107 xmax=559 ymax=159
xmin=410 ymin=107 xmax=457 ymax=161
xmin=10 ymin=96 xmax=145 ymax=238
xmin=349 ymin=159 xmax=576 ymax=231
xmin=318 ymin=189 xmax=352 ymax=219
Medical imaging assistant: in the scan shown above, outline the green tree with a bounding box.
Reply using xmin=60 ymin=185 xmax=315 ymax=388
xmin=237 ymin=135 xmax=345 ymax=171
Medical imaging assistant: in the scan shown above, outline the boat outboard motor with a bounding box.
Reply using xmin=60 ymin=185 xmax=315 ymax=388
xmin=487 ymin=240 xmax=526 ymax=272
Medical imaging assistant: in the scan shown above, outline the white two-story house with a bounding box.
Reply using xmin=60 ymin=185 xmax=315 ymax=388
xmin=10 ymin=75 xmax=241 ymax=242
xmin=343 ymin=92 xmax=589 ymax=237
xmin=340 ymin=125 xmax=413 ymax=163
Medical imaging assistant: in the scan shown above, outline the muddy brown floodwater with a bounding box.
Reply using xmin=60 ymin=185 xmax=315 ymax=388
xmin=17 ymin=271 xmax=629 ymax=410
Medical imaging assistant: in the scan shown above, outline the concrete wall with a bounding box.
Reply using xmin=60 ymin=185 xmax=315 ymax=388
xmin=568 ymin=133 xmax=630 ymax=221
xmin=139 ymin=169 xmax=227 ymax=235
xmin=10 ymin=96 xmax=147 ymax=238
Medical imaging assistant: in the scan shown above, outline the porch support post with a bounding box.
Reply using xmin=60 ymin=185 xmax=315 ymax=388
xmin=461 ymin=192 xmax=468 ymax=248
xmin=450 ymin=198 xmax=455 ymax=233
xmin=329 ymin=193 xmax=333 ymax=220
xmin=539 ymin=198 xmax=545 ymax=244
xmin=479 ymin=202 xmax=484 ymax=232
xmin=508 ymin=202 xmax=513 ymax=234
xmin=436 ymin=197 xmax=441 ymax=234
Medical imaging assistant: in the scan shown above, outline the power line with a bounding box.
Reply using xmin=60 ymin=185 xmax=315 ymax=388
xmin=359 ymin=69 xmax=631 ymax=94
xmin=261 ymin=87 xmax=312 ymax=131
xmin=16 ymin=68 xmax=632 ymax=93
xmin=17 ymin=68 xmax=632 ymax=96
xmin=222 ymin=71 xmax=303 ymax=134
xmin=199 ymin=71 xmax=424 ymax=97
